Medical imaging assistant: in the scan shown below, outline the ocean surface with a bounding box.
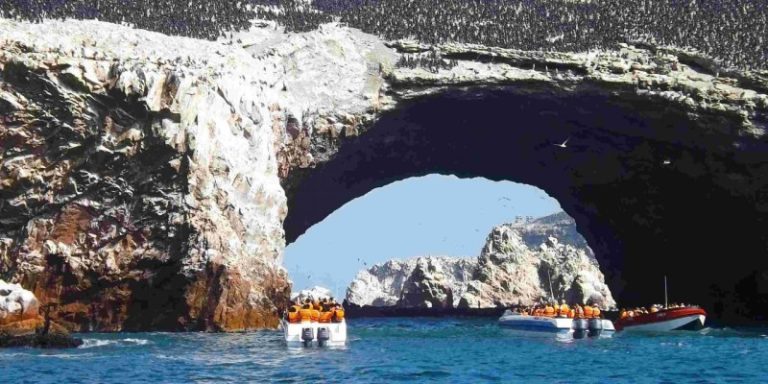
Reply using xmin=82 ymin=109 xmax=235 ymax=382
xmin=2 ymin=317 xmax=767 ymax=384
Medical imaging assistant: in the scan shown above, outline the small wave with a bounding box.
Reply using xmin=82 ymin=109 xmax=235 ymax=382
xmin=79 ymin=338 xmax=151 ymax=349
xmin=80 ymin=339 xmax=117 ymax=349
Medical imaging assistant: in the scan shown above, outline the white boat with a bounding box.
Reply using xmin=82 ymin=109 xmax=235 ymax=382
xmin=498 ymin=310 xmax=615 ymax=338
xmin=281 ymin=319 xmax=347 ymax=347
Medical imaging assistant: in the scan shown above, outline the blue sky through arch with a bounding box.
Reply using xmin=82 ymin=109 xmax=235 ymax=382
xmin=285 ymin=174 xmax=562 ymax=298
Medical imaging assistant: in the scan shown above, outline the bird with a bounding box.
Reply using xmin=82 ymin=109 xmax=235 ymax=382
xmin=663 ymin=159 xmax=672 ymax=165
xmin=553 ymin=138 xmax=569 ymax=148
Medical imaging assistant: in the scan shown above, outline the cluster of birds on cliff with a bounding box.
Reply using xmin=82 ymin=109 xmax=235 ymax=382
xmin=1 ymin=0 xmax=766 ymax=70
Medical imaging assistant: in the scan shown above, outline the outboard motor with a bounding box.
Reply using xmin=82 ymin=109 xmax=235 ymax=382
xmin=588 ymin=318 xmax=603 ymax=338
xmin=301 ymin=327 xmax=314 ymax=347
xmin=572 ymin=318 xmax=588 ymax=339
xmin=317 ymin=327 xmax=330 ymax=346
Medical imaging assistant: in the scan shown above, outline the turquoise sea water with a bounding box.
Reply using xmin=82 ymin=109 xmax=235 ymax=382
xmin=2 ymin=317 xmax=767 ymax=384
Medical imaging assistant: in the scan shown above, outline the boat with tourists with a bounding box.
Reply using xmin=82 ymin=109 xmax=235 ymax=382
xmin=498 ymin=302 xmax=615 ymax=338
xmin=614 ymin=276 xmax=707 ymax=332
xmin=615 ymin=305 xmax=706 ymax=332
xmin=281 ymin=297 xmax=347 ymax=347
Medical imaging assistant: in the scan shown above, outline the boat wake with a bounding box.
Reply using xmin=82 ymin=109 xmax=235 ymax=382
xmin=79 ymin=338 xmax=151 ymax=349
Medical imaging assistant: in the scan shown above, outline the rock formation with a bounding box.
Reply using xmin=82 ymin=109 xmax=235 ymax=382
xmin=291 ymin=286 xmax=334 ymax=303
xmin=346 ymin=213 xmax=615 ymax=309
xmin=0 ymin=18 xmax=393 ymax=331
xmin=1 ymin=16 xmax=767 ymax=328
xmin=0 ymin=280 xmax=40 ymax=327
xmin=346 ymin=256 xmax=475 ymax=308
xmin=0 ymin=280 xmax=81 ymax=348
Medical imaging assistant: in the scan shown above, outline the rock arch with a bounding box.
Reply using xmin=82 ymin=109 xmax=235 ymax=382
xmin=285 ymin=82 xmax=768 ymax=324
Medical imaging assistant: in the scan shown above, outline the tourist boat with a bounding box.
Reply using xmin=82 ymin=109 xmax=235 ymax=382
xmin=615 ymin=276 xmax=707 ymax=332
xmin=281 ymin=317 xmax=347 ymax=347
xmin=614 ymin=306 xmax=706 ymax=332
xmin=498 ymin=310 xmax=615 ymax=337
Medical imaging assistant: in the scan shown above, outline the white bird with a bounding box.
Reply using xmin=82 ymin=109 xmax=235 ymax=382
xmin=553 ymin=138 xmax=570 ymax=148
xmin=663 ymin=159 xmax=672 ymax=165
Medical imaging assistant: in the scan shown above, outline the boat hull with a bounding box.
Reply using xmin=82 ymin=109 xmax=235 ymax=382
xmin=615 ymin=307 xmax=706 ymax=332
xmin=281 ymin=319 xmax=347 ymax=347
xmin=498 ymin=312 xmax=574 ymax=333
xmin=498 ymin=310 xmax=614 ymax=336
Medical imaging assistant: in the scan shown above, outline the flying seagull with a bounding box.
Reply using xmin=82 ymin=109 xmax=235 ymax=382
xmin=553 ymin=138 xmax=570 ymax=148
xmin=663 ymin=159 xmax=672 ymax=165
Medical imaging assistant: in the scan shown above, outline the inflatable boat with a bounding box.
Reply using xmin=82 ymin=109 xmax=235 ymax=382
xmin=615 ymin=306 xmax=706 ymax=332
xmin=281 ymin=318 xmax=347 ymax=347
xmin=498 ymin=310 xmax=614 ymax=338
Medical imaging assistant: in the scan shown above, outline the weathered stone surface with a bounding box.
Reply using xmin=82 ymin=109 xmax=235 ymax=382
xmin=2 ymin=16 xmax=767 ymax=329
xmin=0 ymin=19 xmax=395 ymax=331
xmin=346 ymin=213 xmax=615 ymax=309
xmin=0 ymin=280 xmax=82 ymax=348
xmin=0 ymin=280 xmax=39 ymax=324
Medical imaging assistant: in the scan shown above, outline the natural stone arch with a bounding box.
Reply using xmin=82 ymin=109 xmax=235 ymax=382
xmin=3 ymin=20 xmax=767 ymax=330
xmin=284 ymin=85 xmax=768 ymax=324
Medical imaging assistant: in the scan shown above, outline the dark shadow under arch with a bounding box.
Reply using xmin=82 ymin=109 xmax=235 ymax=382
xmin=284 ymin=86 xmax=768 ymax=324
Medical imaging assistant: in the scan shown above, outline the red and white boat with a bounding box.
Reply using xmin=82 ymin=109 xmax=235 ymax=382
xmin=615 ymin=306 xmax=707 ymax=332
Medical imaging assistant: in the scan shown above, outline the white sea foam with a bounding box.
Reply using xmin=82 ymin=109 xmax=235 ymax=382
xmin=79 ymin=338 xmax=151 ymax=349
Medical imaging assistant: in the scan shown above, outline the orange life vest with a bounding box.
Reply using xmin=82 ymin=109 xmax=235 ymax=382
xmin=299 ymin=308 xmax=312 ymax=322
xmin=568 ymin=309 xmax=575 ymax=318
xmin=310 ymin=309 xmax=320 ymax=322
xmin=584 ymin=306 xmax=594 ymax=318
xmin=333 ymin=308 xmax=345 ymax=322
xmin=319 ymin=311 xmax=333 ymax=323
xmin=559 ymin=304 xmax=570 ymax=317
xmin=620 ymin=310 xmax=628 ymax=319
xmin=592 ymin=307 xmax=601 ymax=318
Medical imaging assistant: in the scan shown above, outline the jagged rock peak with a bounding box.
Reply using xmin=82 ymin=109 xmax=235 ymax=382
xmin=346 ymin=212 xmax=615 ymax=309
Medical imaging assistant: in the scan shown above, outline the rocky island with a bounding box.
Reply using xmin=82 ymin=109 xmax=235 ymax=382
xmin=346 ymin=212 xmax=615 ymax=311
xmin=0 ymin=1 xmax=767 ymax=331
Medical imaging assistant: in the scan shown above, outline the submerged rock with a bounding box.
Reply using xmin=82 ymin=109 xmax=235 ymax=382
xmin=346 ymin=213 xmax=616 ymax=309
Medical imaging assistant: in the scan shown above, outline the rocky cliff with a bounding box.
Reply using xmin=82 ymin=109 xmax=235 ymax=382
xmin=346 ymin=213 xmax=615 ymax=309
xmin=2 ymin=16 xmax=767 ymax=329
xmin=0 ymin=18 xmax=395 ymax=331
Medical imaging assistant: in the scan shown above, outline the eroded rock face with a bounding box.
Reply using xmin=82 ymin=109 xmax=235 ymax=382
xmin=346 ymin=213 xmax=615 ymax=309
xmin=0 ymin=280 xmax=39 ymax=325
xmin=0 ymin=19 xmax=394 ymax=331
xmin=2 ymin=16 xmax=767 ymax=328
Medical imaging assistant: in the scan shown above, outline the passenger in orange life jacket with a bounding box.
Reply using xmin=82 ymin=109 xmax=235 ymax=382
xmin=287 ymin=302 xmax=301 ymax=323
xmin=583 ymin=304 xmax=594 ymax=318
xmin=574 ymin=304 xmax=584 ymax=318
xmin=298 ymin=300 xmax=313 ymax=322
xmin=558 ymin=300 xmax=570 ymax=318
xmin=592 ymin=305 xmax=601 ymax=318
xmin=544 ymin=304 xmax=555 ymax=317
